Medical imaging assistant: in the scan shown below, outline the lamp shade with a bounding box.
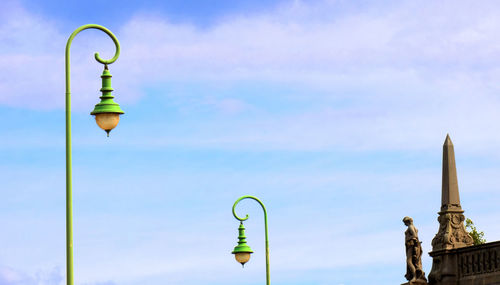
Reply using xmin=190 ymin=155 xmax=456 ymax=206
xmin=234 ymin=252 xmax=251 ymax=265
xmin=94 ymin=113 xmax=120 ymax=134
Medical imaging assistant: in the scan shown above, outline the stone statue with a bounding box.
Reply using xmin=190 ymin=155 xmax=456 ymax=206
xmin=403 ymin=216 xmax=428 ymax=284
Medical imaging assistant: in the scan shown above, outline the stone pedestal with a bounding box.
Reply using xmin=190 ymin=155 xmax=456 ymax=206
xmin=431 ymin=210 xmax=473 ymax=251
xmin=401 ymin=280 xmax=429 ymax=285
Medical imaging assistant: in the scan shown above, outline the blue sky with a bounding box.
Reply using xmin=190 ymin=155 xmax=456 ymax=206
xmin=1 ymin=0 xmax=500 ymax=284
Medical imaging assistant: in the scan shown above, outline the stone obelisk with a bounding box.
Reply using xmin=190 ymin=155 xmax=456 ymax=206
xmin=428 ymin=135 xmax=474 ymax=285
xmin=431 ymin=134 xmax=473 ymax=251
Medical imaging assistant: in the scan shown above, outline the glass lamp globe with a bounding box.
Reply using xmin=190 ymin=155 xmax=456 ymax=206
xmin=234 ymin=252 xmax=251 ymax=267
xmin=94 ymin=113 xmax=121 ymax=136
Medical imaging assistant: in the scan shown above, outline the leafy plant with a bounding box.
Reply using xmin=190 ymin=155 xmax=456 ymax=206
xmin=465 ymin=218 xmax=486 ymax=245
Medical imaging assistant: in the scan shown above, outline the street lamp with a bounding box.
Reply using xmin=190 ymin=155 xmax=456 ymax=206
xmin=232 ymin=195 xmax=270 ymax=285
xmin=232 ymin=221 xmax=254 ymax=266
xmin=65 ymin=24 xmax=124 ymax=285
xmin=90 ymin=65 xmax=124 ymax=136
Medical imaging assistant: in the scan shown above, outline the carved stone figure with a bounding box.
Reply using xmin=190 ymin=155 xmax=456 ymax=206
xmin=403 ymin=216 xmax=428 ymax=284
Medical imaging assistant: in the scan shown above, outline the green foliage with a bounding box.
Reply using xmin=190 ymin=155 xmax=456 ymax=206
xmin=465 ymin=218 xmax=486 ymax=245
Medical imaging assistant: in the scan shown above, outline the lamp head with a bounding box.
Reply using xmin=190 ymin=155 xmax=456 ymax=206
xmin=90 ymin=65 xmax=124 ymax=136
xmin=232 ymin=222 xmax=253 ymax=267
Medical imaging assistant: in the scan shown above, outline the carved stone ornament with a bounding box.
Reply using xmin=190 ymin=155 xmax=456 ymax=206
xmin=431 ymin=212 xmax=473 ymax=251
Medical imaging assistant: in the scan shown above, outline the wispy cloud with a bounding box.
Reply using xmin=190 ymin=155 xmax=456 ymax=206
xmin=3 ymin=0 xmax=500 ymax=100
xmin=118 ymin=0 xmax=499 ymax=79
xmin=0 ymin=265 xmax=62 ymax=285
xmin=2 ymin=0 xmax=500 ymax=152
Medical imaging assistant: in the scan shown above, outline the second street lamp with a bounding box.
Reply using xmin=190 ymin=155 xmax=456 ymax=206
xmin=65 ymin=24 xmax=124 ymax=285
xmin=232 ymin=221 xmax=254 ymax=266
xmin=231 ymin=195 xmax=271 ymax=285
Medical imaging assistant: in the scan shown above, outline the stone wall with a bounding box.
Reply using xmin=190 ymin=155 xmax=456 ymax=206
xmin=429 ymin=241 xmax=500 ymax=285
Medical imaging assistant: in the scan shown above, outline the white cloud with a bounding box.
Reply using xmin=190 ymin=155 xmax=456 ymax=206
xmin=0 ymin=266 xmax=27 ymax=285
xmin=0 ymin=265 xmax=62 ymax=285
xmin=2 ymin=0 xmax=500 ymax=152
xmin=114 ymin=0 xmax=500 ymax=79
xmin=2 ymin=0 xmax=500 ymax=103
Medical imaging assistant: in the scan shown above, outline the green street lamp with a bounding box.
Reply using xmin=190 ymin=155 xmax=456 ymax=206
xmin=232 ymin=195 xmax=270 ymax=285
xmin=232 ymin=222 xmax=254 ymax=266
xmin=65 ymin=24 xmax=124 ymax=285
xmin=90 ymin=65 xmax=124 ymax=136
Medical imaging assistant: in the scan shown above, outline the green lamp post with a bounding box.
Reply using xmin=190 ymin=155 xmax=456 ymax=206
xmin=232 ymin=195 xmax=270 ymax=285
xmin=65 ymin=24 xmax=124 ymax=285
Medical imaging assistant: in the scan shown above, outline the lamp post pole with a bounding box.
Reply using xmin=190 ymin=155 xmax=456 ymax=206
xmin=232 ymin=195 xmax=270 ymax=285
xmin=65 ymin=24 xmax=122 ymax=285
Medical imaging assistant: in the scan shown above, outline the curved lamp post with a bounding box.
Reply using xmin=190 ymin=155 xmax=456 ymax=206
xmin=65 ymin=24 xmax=124 ymax=285
xmin=232 ymin=195 xmax=270 ymax=285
